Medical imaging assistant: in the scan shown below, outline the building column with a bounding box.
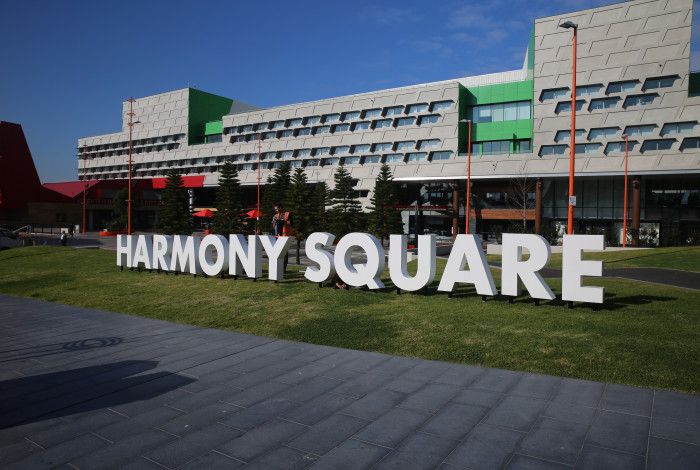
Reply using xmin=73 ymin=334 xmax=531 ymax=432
xmin=632 ymin=177 xmax=641 ymax=246
xmin=452 ymin=181 xmax=459 ymax=239
xmin=535 ymin=178 xmax=543 ymax=234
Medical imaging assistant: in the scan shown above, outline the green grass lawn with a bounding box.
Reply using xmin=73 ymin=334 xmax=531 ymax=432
xmin=1 ymin=246 xmax=698 ymax=393
xmin=486 ymin=246 xmax=700 ymax=272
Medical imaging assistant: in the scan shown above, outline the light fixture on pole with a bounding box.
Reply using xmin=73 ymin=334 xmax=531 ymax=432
xmin=459 ymin=118 xmax=472 ymax=234
xmin=622 ymin=134 xmax=629 ymax=248
xmin=81 ymin=145 xmax=88 ymax=234
xmin=256 ymin=133 xmax=262 ymax=235
xmin=126 ymin=97 xmax=137 ymax=235
xmin=559 ymin=20 xmax=578 ymax=235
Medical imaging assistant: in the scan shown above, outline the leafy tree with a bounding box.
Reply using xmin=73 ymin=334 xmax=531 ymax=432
xmin=261 ymin=162 xmax=292 ymax=229
xmin=311 ymin=181 xmax=330 ymax=232
xmin=285 ymin=168 xmax=314 ymax=265
xmin=159 ymin=169 xmax=191 ymax=234
xmin=212 ymin=162 xmax=243 ymax=234
xmin=108 ymin=188 xmax=128 ymax=232
xmin=368 ymin=164 xmax=403 ymax=244
xmin=327 ymin=164 xmax=364 ymax=237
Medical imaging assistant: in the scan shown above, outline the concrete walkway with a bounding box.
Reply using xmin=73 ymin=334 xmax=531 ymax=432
xmin=0 ymin=296 xmax=697 ymax=470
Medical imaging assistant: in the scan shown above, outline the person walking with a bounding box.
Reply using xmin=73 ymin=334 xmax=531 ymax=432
xmin=271 ymin=202 xmax=291 ymax=271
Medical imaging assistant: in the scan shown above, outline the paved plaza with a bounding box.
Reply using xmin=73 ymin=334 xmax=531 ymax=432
xmin=0 ymin=294 xmax=698 ymax=469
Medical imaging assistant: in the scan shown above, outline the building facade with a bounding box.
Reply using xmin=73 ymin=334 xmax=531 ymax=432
xmin=77 ymin=0 xmax=700 ymax=244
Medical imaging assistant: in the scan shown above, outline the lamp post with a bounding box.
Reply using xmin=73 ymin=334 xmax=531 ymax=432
xmin=622 ymin=134 xmax=629 ymax=248
xmin=256 ymin=133 xmax=262 ymax=234
xmin=560 ymin=20 xmax=578 ymax=235
xmin=127 ymin=97 xmax=136 ymax=235
xmin=81 ymin=146 xmax=88 ymax=234
xmin=459 ymin=118 xmax=472 ymax=234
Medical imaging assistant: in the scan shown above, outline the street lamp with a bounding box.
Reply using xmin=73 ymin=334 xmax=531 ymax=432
xmin=126 ymin=98 xmax=140 ymax=235
xmin=81 ymin=145 xmax=88 ymax=234
xmin=560 ymin=20 xmax=578 ymax=235
xmin=459 ymin=118 xmax=472 ymax=234
xmin=622 ymin=134 xmax=629 ymax=248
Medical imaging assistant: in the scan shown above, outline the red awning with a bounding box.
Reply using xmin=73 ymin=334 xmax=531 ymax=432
xmin=193 ymin=209 xmax=214 ymax=218
xmin=244 ymin=209 xmax=264 ymax=219
xmin=43 ymin=180 xmax=100 ymax=198
xmin=151 ymin=175 xmax=205 ymax=189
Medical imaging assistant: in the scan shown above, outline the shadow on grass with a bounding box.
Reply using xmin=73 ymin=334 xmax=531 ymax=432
xmin=604 ymin=248 xmax=698 ymax=266
xmin=0 ymin=273 xmax=73 ymax=293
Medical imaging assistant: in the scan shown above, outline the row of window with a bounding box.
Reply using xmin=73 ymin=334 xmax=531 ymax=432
xmin=226 ymin=101 xmax=454 ymax=135
xmin=554 ymin=122 xmax=697 ymax=143
xmin=79 ymin=143 xmax=181 ymax=159
xmin=540 ymin=137 xmax=700 ymax=156
xmin=471 ymin=139 xmax=532 ymax=155
xmin=468 ymin=101 xmax=531 ymax=124
xmin=554 ymin=93 xmax=657 ymax=114
xmin=79 ymin=134 xmax=185 ymax=154
xmin=540 ymin=75 xmax=678 ymax=101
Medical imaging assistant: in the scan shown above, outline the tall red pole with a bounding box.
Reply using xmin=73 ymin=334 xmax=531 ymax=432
xmin=127 ymin=97 xmax=135 ymax=235
xmin=567 ymin=26 xmax=577 ymax=235
xmin=256 ymin=134 xmax=261 ymax=234
xmin=622 ymin=134 xmax=629 ymax=247
xmin=465 ymin=120 xmax=472 ymax=234
xmin=81 ymin=146 xmax=87 ymax=234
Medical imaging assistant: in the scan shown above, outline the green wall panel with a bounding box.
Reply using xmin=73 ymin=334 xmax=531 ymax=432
xmin=204 ymin=120 xmax=223 ymax=135
xmin=188 ymin=88 xmax=233 ymax=144
xmin=472 ymin=119 xmax=532 ymax=141
xmin=461 ymin=79 xmax=533 ymax=106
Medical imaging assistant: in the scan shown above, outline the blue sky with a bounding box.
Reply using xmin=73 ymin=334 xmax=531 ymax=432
xmin=1 ymin=0 xmax=697 ymax=182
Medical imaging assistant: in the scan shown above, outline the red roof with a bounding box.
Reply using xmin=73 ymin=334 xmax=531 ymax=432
xmin=43 ymin=180 xmax=100 ymax=198
xmin=151 ymin=175 xmax=205 ymax=189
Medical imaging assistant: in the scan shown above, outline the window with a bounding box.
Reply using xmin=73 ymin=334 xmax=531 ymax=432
xmin=539 ymin=145 xmax=568 ymax=156
xmin=264 ymin=151 xmax=277 ymax=160
xmin=270 ymin=120 xmax=285 ymax=129
xmin=287 ymin=118 xmax=303 ymax=127
xmin=418 ymin=139 xmax=440 ymax=150
xmin=280 ymin=150 xmax=294 ymax=158
xmin=298 ymin=148 xmax=312 ymax=157
xmin=661 ymin=122 xmax=696 ymax=136
xmin=363 ymin=155 xmax=381 ymax=164
xmin=333 ymin=146 xmax=350 ymax=154
xmin=430 ymin=151 xmax=452 ymax=161
xmin=290 ymin=160 xmax=303 ymax=168
xmin=406 ymin=152 xmax=427 ymax=162
xmin=373 ymin=119 xmax=392 ymax=129
xmin=352 ymin=144 xmax=371 ymax=153
xmin=305 ymin=116 xmax=321 ymax=125
xmin=305 ymin=159 xmax=320 ymax=167
xmin=263 ymin=131 xmax=277 ymax=140
xmin=297 ymin=127 xmax=311 ymax=136
xmin=604 ymin=141 xmax=636 ymax=154
xmin=588 ymin=127 xmax=619 ymax=140
xmin=606 ymin=80 xmax=637 ymax=94
xmin=589 ymin=98 xmax=619 ymax=110
xmin=240 ymin=163 xmax=256 ymax=171
xmin=474 ymin=140 xmax=510 ymax=155
xmin=472 ymin=101 xmax=530 ymax=123
xmin=431 ymin=100 xmax=453 ymax=112
xmin=352 ymin=121 xmax=370 ymax=131
xmin=680 ymin=138 xmax=700 ymax=151
xmin=343 ymin=156 xmax=361 ymax=165
xmin=418 ymin=115 xmax=440 ymax=125
xmin=314 ymin=125 xmax=331 ymax=135
xmin=280 ymin=130 xmax=294 ymax=138
xmin=396 ymin=141 xmax=416 ymax=151
xmin=555 ymin=100 xmax=585 ymax=113
xmin=575 ymin=143 xmax=601 ymax=154
xmin=407 ymin=103 xmax=429 ymax=114
xmin=624 ymin=94 xmax=656 ymax=107
xmin=641 ymin=139 xmax=674 ymax=152
xmin=396 ymin=117 xmax=416 ymax=126
xmin=254 ymin=123 xmax=268 ymax=131
xmin=576 ymin=84 xmax=602 ymax=97
xmin=555 ymin=129 xmax=586 ymax=142
xmin=363 ymin=108 xmax=381 ymax=119
xmin=333 ymin=123 xmax=350 ymax=133
xmin=204 ymin=135 xmax=222 ymax=143
xmin=322 ymin=157 xmax=340 ymax=166
xmin=385 ymin=154 xmax=404 ymax=163
xmin=643 ymin=75 xmax=678 ymax=90
xmin=540 ymin=87 xmax=569 ymax=101
xmin=323 ymin=113 xmax=340 ymax=123
xmin=624 ymin=125 xmax=656 ymax=137
xmin=384 ymin=106 xmax=404 ymax=116
xmin=314 ymin=147 xmax=330 ymax=156
xmin=374 ymin=142 xmax=392 ymax=152
xmin=342 ymin=111 xmax=361 ymax=121
xmin=240 ymin=124 xmax=253 ymax=133
xmin=514 ymin=139 xmax=531 ymax=153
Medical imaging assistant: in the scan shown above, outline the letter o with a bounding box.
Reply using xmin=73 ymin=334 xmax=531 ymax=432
xmin=198 ymin=235 xmax=229 ymax=276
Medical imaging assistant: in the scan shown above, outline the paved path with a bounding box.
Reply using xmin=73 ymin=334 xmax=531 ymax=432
xmin=0 ymin=296 xmax=697 ymax=470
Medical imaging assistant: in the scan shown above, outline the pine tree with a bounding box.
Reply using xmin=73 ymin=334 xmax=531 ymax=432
xmin=261 ymin=162 xmax=292 ymax=230
xmin=327 ymin=164 xmax=364 ymax=237
xmin=368 ymin=164 xmax=403 ymax=243
xmin=159 ymin=169 xmax=191 ymax=234
xmin=311 ymin=181 xmax=330 ymax=232
xmin=108 ymin=188 xmax=128 ymax=232
xmin=285 ymin=168 xmax=313 ymax=265
xmin=212 ymin=162 xmax=243 ymax=234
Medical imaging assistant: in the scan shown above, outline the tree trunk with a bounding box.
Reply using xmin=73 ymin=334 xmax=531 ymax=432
xmin=296 ymin=239 xmax=301 ymax=266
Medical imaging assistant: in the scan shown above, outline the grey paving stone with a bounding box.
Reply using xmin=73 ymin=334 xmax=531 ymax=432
xmin=469 ymin=368 xmax=522 ymax=393
xmin=586 ymin=410 xmax=650 ymax=455
xmin=224 ymin=380 xmax=291 ymax=407
xmin=452 ymin=388 xmax=504 ymax=408
xmin=274 ymin=362 xmax=335 ymax=384
xmin=118 ymin=457 xmax=167 ymax=469
xmin=653 ymin=389 xmax=700 ymax=425
xmin=483 ymin=395 xmax=548 ymax=432
xmin=69 ymin=429 xmax=175 ymax=469
xmin=383 ymin=376 xmax=427 ymax=394
xmin=433 ymin=364 xmax=484 ymax=387
xmin=420 ymin=403 xmax=488 ymax=440
xmin=340 ymin=352 xmax=391 ymax=372
xmin=157 ymin=402 xmax=240 ymax=436
xmin=0 ymin=439 xmax=43 ymax=466
xmin=288 ymin=413 xmax=369 ymax=455
xmin=508 ymin=374 xmax=561 ymax=399
xmin=27 ymin=409 xmax=124 ymax=448
xmin=354 ymin=407 xmax=431 ymax=448
xmin=651 ymin=416 xmax=700 ymax=445
xmin=444 ymin=424 xmax=524 ymax=470
xmin=542 ymin=401 xmax=598 ymax=425
xmin=220 ymin=396 xmax=299 ymax=431
xmin=274 ymin=375 xmax=343 ymax=403
xmin=94 ymin=405 xmax=184 ymax=441
xmin=5 ymin=433 xmax=109 ymax=470
xmin=216 ymin=419 xmax=307 ymax=461
xmin=331 ymin=371 xmax=393 ymax=398
xmin=399 ymin=360 xmax=452 ymax=382
xmin=575 ymin=444 xmax=645 ymax=470
xmin=551 ymin=378 xmax=604 ymax=407
xmin=341 ymin=388 xmax=406 ymax=420
xmin=309 ymin=438 xmax=390 ymax=470
xmin=506 ymin=454 xmax=572 ymax=469
xmin=647 ymin=436 xmax=700 ymax=470
xmin=179 ymin=451 xmax=245 ymax=469
xmin=518 ymin=417 xmax=589 ymax=465
xmin=374 ymin=432 xmax=459 ymax=470
xmin=244 ymin=446 xmax=318 ymax=469
xmin=368 ymin=356 xmax=420 ymax=377
xmin=281 ymin=392 xmax=358 ymax=426
xmin=600 ymin=384 xmax=654 ymax=416
xmin=399 ymin=383 xmax=460 ymax=413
